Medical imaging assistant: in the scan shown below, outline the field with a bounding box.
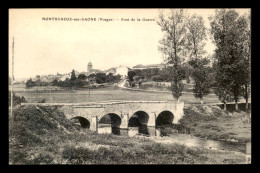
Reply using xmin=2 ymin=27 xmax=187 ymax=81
xmin=13 ymin=84 xmax=221 ymax=104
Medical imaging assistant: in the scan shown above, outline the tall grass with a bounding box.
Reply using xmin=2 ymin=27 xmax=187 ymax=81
xmin=177 ymin=105 xmax=251 ymax=143
xmin=61 ymin=141 xmax=208 ymax=164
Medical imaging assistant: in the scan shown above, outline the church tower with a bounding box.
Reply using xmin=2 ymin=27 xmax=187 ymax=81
xmin=87 ymin=61 xmax=93 ymax=73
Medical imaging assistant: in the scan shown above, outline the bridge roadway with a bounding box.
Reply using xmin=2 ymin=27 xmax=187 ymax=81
xmin=21 ymin=100 xmax=184 ymax=136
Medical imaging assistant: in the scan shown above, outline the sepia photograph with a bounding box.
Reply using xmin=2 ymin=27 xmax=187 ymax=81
xmin=8 ymin=8 xmax=251 ymax=164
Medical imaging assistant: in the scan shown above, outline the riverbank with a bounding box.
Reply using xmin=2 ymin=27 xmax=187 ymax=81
xmin=9 ymin=105 xmax=248 ymax=164
xmin=175 ymin=105 xmax=251 ymax=143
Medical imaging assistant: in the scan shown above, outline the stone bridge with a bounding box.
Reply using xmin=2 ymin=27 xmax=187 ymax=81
xmin=22 ymin=100 xmax=184 ymax=136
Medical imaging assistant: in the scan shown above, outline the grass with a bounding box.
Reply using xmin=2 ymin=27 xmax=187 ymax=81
xmin=177 ymin=105 xmax=251 ymax=143
xmin=61 ymin=141 xmax=210 ymax=164
xmin=13 ymin=85 xmax=220 ymax=104
xmin=9 ymin=105 xmax=248 ymax=164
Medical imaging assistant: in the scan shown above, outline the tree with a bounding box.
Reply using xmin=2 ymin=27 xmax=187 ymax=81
xmin=211 ymin=56 xmax=231 ymax=110
xmin=138 ymin=79 xmax=143 ymax=87
xmin=192 ymin=66 xmax=211 ymax=104
xmin=157 ymin=9 xmax=187 ymax=102
xmin=214 ymin=84 xmax=233 ymax=110
xmin=64 ymin=78 xmax=71 ymax=87
xmin=35 ymin=79 xmax=42 ymax=86
xmin=170 ymin=66 xmax=184 ymax=101
xmin=9 ymin=91 xmax=27 ymax=106
xmin=96 ymin=73 xmax=107 ymax=84
xmin=52 ymin=79 xmax=59 ymax=86
xmin=128 ymin=71 xmax=136 ymax=87
xmin=107 ymin=73 xmax=113 ymax=84
xmin=76 ymin=74 xmax=88 ymax=88
xmin=182 ymin=63 xmax=193 ymax=84
xmin=188 ymin=57 xmax=210 ymax=69
xmin=186 ymin=14 xmax=207 ymax=60
xmin=239 ymin=14 xmax=251 ymax=111
xmin=210 ymin=9 xmax=250 ymax=111
xmin=78 ymin=74 xmax=87 ymax=80
xmin=158 ymin=67 xmax=172 ymax=82
xmin=70 ymin=69 xmax=77 ymax=87
xmin=26 ymin=78 xmax=34 ymax=88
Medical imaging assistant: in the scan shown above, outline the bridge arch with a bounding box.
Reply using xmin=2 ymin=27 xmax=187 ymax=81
xmin=128 ymin=111 xmax=150 ymax=136
xmin=128 ymin=111 xmax=149 ymax=126
xmin=156 ymin=110 xmax=174 ymax=127
xmin=98 ymin=113 xmax=122 ymax=135
xmin=70 ymin=116 xmax=90 ymax=129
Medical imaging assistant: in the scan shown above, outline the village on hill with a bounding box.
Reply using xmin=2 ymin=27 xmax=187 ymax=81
xmin=13 ymin=62 xmax=171 ymax=85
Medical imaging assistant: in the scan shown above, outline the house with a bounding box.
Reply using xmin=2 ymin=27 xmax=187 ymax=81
xmin=104 ymin=67 xmax=116 ymax=75
xmin=132 ymin=63 xmax=167 ymax=70
xmin=146 ymin=64 xmax=166 ymax=70
xmin=132 ymin=64 xmax=147 ymax=70
xmin=115 ymin=65 xmax=129 ymax=77
xmin=59 ymin=74 xmax=70 ymax=81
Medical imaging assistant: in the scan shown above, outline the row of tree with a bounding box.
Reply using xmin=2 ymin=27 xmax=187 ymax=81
xmin=25 ymin=79 xmax=50 ymax=88
xmin=51 ymin=69 xmax=85 ymax=88
xmin=130 ymin=67 xmax=184 ymax=83
xmin=210 ymin=9 xmax=250 ymax=110
xmin=157 ymin=9 xmax=250 ymax=110
xmin=88 ymin=72 xmax=121 ymax=84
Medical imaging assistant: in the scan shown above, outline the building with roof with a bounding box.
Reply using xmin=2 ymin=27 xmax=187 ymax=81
xmin=87 ymin=61 xmax=93 ymax=73
xmin=104 ymin=67 xmax=117 ymax=75
xmin=132 ymin=64 xmax=147 ymax=70
xmin=115 ymin=65 xmax=129 ymax=77
xmin=87 ymin=61 xmax=101 ymax=74
xmin=146 ymin=64 xmax=166 ymax=69
xmin=132 ymin=63 xmax=166 ymax=70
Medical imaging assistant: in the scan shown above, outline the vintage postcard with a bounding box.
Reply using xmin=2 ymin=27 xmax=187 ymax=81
xmin=9 ymin=8 xmax=251 ymax=164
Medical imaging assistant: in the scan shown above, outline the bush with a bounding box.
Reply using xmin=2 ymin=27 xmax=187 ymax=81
xmin=10 ymin=106 xmax=76 ymax=147
xmin=26 ymin=79 xmax=34 ymax=88
xmin=151 ymin=75 xmax=164 ymax=82
xmin=9 ymin=149 xmax=27 ymax=164
xmin=9 ymin=91 xmax=27 ymax=106
xmin=39 ymin=98 xmax=46 ymax=103
xmin=27 ymin=153 xmax=54 ymax=164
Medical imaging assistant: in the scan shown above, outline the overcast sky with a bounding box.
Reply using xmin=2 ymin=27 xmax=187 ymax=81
xmin=9 ymin=8 xmax=250 ymax=79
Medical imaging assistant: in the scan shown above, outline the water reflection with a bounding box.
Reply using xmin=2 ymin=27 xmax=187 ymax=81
xmin=138 ymin=125 xmax=149 ymax=136
xmin=158 ymin=133 xmax=247 ymax=154
xmin=111 ymin=127 xmax=120 ymax=135
xmin=98 ymin=125 xmax=127 ymax=136
xmin=97 ymin=125 xmax=247 ymax=154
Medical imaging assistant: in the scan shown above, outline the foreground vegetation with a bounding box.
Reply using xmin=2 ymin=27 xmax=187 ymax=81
xmin=9 ymin=105 xmax=248 ymax=164
xmin=175 ymin=105 xmax=251 ymax=143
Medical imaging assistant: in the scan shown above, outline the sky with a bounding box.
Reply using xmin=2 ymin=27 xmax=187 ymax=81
xmin=9 ymin=8 xmax=250 ymax=79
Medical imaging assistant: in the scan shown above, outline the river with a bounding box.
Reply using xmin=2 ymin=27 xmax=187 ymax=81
xmin=97 ymin=126 xmax=249 ymax=154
